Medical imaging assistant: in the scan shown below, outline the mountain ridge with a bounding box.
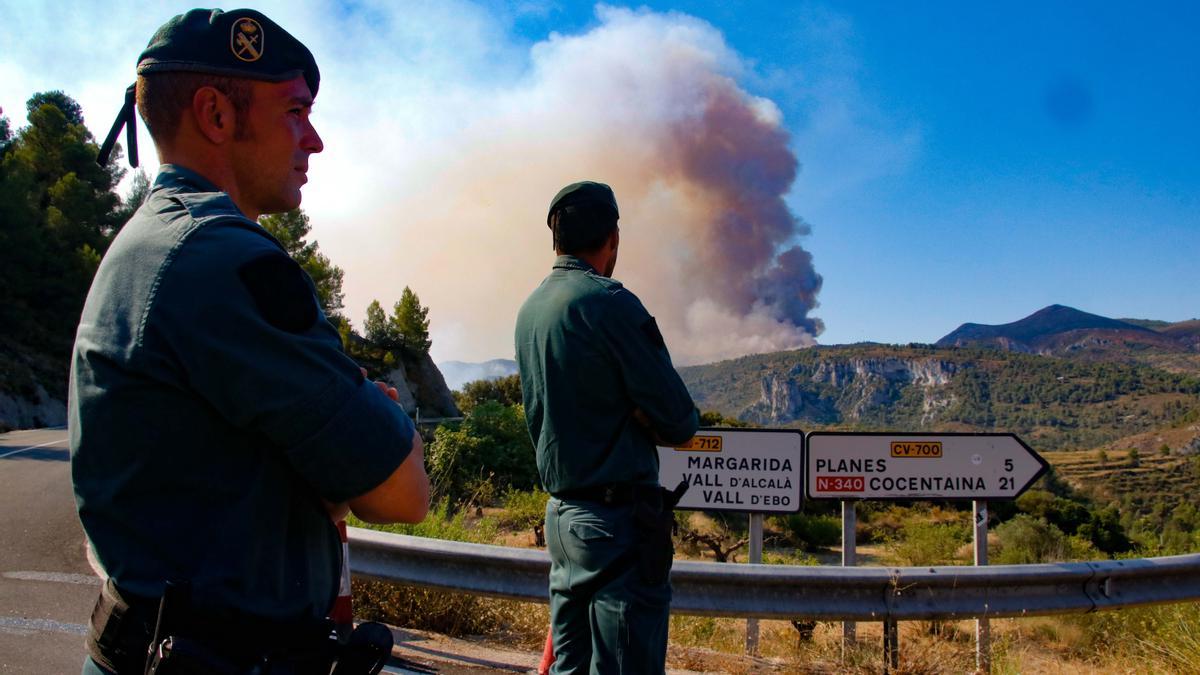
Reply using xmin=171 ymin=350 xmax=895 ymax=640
xmin=934 ymin=304 xmax=1199 ymax=370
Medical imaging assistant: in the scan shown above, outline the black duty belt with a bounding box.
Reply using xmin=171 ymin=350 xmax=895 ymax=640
xmin=554 ymin=483 xmax=663 ymax=507
xmin=88 ymin=578 xmax=335 ymax=674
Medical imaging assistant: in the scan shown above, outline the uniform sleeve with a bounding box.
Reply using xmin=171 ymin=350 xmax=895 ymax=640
xmin=145 ymin=224 xmax=413 ymax=503
xmin=600 ymin=289 xmax=699 ymax=444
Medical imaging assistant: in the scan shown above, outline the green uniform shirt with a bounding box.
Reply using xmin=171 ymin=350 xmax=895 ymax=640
xmin=69 ymin=164 xmax=413 ymax=621
xmin=515 ymin=255 xmax=698 ymax=495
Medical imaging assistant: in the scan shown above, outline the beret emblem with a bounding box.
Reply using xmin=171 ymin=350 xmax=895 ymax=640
xmin=231 ymin=18 xmax=264 ymax=62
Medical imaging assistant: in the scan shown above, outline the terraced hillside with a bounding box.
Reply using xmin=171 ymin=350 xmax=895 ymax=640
xmin=1049 ymin=444 xmax=1200 ymax=515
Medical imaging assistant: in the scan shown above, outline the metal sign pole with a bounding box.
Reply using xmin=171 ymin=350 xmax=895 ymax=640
xmin=974 ymin=500 xmax=991 ymax=673
xmin=746 ymin=512 xmax=763 ymax=654
xmin=883 ymin=619 xmax=899 ymax=673
xmin=841 ymin=500 xmax=856 ymax=659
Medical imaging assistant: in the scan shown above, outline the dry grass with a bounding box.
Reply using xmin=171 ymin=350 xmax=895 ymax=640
xmin=353 ymin=579 xmax=548 ymax=649
xmin=662 ymin=612 xmax=1200 ymax=674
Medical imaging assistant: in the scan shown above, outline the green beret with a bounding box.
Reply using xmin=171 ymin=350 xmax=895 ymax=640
xmin=98 ymin=8 xmax=319 ymax=168
xmin=547 ymin=181 xmax=620 ymax=225
xmin=138 ymin=8 xmax=319 ymax=97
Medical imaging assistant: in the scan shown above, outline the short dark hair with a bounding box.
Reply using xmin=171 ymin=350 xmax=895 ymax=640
xmin=136 ymin=72 xmax=253 ymax=143
xmin=549 ymin=203 xmax=618 ymax=255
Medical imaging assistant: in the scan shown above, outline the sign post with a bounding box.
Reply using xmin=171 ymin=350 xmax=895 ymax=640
xmin=974 ymin=500 xmax=990 ymax=673
xmin=659 ymin=428 xmax=804 ymax=655
xmin=841 ymin=500 xmax=856 ymax=658
xmin=807 ymin=432 xmax=1046 ymax=673
xmin=746 ymin=512 xmax=763 ymax=654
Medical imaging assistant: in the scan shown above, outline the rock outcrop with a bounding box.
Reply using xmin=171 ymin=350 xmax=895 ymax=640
xmin=750 ymin=357 xmax=959 ymax=425
xmin=382 ymin=350 xmax=461 ymax=419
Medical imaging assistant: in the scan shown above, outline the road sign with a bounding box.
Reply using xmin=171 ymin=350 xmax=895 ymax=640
xmin=806 ymin=432 xmax=1047 ymax=500
xmin=658 ymin=428 xmax=803 ymax=513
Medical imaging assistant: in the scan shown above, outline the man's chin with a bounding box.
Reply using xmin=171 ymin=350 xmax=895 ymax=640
xmin=261 ymin=196 xmax=303 ymax=216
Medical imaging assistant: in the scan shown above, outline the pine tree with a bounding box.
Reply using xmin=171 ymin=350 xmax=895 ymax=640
xmin=0 ymin=91 xmax=123 ymax=349
xmin=364 ymin=300 xmax=391 ymax=347
xmin=391 ymin=287 xmax=431 ymax=354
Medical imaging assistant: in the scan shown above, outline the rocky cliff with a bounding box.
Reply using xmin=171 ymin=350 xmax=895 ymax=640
xmin=748 ymin=356 xmax=959 ymax=425
xmin=382 ymin=349 xmax=461 ymax=419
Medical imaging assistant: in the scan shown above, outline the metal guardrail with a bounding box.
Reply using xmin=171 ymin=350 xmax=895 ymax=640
xmin=348 ymin=528 xmax=1200 ymax=621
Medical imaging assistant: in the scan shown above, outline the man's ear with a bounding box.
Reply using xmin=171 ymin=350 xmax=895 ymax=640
xmin=191 ymin=86 xmax=237 ymax=144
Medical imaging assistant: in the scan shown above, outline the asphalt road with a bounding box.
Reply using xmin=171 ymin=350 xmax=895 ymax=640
xmin=0 ymin=428 xmax=537 ymax=674
xmin=0 ymin=426 xmax=96 ymax=674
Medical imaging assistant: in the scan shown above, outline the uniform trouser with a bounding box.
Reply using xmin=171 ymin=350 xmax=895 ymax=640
xmin=82 ymin=657 xmax=116 ymax=674
xmin=546 ymin=497 xmax=671 ymax=675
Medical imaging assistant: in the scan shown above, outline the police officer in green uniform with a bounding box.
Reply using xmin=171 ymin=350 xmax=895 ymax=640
xmin=72 ymin=8 xmax=429 ymax=674
xmin=515 ymin=181 xmax=699 ymax=674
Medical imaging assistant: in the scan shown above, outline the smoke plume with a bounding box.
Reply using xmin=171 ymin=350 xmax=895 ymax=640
xmin=305 ymin=5 xmax=823 ymax=365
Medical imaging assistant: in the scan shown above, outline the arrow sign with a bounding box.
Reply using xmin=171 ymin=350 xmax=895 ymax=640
xmin=657 ymin=428 xmax=804 ymax=513
xmin=806 ymin=432 xmax=1048 ymax=501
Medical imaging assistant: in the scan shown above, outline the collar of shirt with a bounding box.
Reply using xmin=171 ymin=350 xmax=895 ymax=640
xmin=552 ymin=254 xmax=596 ymax=273
xmin=153 ymin=163 xmax=225 ymax=195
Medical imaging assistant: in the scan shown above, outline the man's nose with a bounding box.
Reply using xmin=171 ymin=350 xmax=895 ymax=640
xmin=303 ymin=119 xmax=324 ymax=154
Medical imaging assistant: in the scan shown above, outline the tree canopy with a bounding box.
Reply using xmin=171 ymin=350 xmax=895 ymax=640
xmin=0 ymin=92 xmax=125 ymax=359
xmin=392 ymin=287 xmax=432 ymax=354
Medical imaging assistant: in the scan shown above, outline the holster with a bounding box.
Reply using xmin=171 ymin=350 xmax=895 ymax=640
xmin=87 ymin=579 xmax=390 ymax=675
xmin=632 ymin=480 xmax=688 ymax=585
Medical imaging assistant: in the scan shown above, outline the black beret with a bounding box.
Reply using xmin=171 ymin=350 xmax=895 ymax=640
xmin=547 ymin=181 xmax=620 ymax=225
xmin=98 ymin=8 xmax=319 ymax=168
xmin=137 ymin=8 xmax=320 ymax=97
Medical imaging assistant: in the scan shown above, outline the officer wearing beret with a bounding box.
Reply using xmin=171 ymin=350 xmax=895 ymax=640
xmin=73 ymin=8 xmax=429 ymax=674
xmin=515 ymin=181 xmax=699 ymax=674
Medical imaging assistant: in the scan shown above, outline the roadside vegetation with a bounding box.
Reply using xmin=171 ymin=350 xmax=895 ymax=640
xmin=352 ymin=377 xmax=1200 ymax=673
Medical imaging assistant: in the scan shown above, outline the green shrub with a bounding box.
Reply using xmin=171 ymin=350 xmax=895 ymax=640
xmin=1078 ymin=504 xmax=1132 ymax=554
xmin=349 ymin=498 xmax=497 ymax=543
xmin=774 ymin=512 xmax=841 ymax=552
xmin=454 ymin=374 xmax=523 ymax=414
xmin=883 ymin=520 xmax=969 ymax=567
xmin=1015 ymin=489 xmax=1091 ymax=535
xmin=496 ymin=487 xmax=550 ymax=547
xmin=993 ymin=514 xmax=1071 ymax=564
xmin=426 ymin=401 xmax=537 ymax=505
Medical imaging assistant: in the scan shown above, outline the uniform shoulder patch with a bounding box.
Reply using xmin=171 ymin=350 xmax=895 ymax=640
xmin=641 ymin=316 xmax=666 ymax=350
xmin=237 ymin=253 xmax=318 ymax=333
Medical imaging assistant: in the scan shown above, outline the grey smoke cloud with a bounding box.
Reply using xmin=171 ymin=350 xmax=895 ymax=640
xmin=293 ymin=5 xmax=824 ymax=365
xmin=664 ymin=85 xmax=824 ymax=336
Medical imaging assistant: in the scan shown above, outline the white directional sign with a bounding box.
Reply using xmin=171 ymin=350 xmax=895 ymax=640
xmin=657 ymin=428 xmax=803 ymax=513
xmin=806 ymin=432 xmax=1048 ymax=500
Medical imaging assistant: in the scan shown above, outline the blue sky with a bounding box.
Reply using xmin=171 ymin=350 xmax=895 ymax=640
xmin=493 ymin=1 xmax=1200 ymax=344
xmin=4 ymin=1 xmax=1197 ymax=360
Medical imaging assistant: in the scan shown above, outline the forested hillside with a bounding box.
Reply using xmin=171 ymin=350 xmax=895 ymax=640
xmin=680 ymin=344 xmax=1200 ymax=452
